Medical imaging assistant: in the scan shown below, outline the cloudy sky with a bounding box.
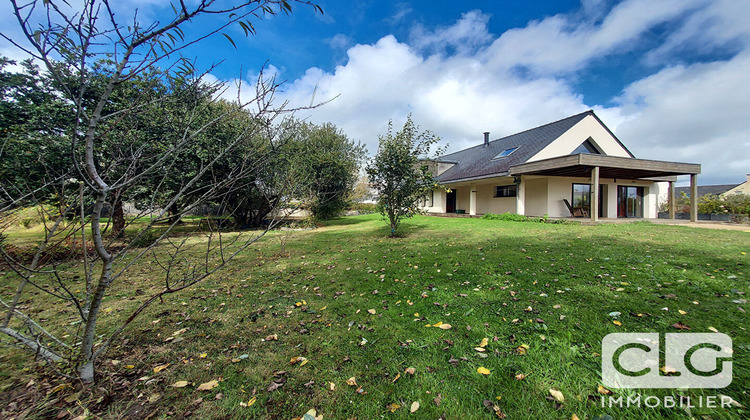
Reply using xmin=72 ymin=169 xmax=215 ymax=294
xmin=1 ymin=0 xmax=749 ymax=185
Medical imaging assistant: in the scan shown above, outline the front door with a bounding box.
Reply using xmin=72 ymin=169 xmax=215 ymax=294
xmin=446 ymin=190 xmax=457 ymax=213
xmin=617 ymin=186 xmax=644 ymax=218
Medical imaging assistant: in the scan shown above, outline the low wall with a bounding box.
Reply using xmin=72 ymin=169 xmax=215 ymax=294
xmin=657 ymin=212 xmax=749 ymax=223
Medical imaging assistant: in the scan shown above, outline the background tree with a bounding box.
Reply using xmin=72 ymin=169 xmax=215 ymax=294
xmin=0 ymin=0 xmax=322 ymax=384
xmin=0 ymin=58 xmax=73 ymax=208
xmin=294 ymin=122 xmax=366 ymax=220
xmin=366 ymin=115 xmax=443 ymax=236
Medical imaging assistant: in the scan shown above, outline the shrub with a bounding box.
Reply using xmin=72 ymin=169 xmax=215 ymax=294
xmin=671 ymin=192 xmax=750 ymax=216
xmin=481 ymin=212 xmax=570 ymax=224
xmin=481 ymin=212 xmax=531 ymax=222
xmin=348 ymin=202 xmax=378 ymax=214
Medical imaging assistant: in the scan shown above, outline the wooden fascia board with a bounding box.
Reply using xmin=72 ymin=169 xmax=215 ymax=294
xmin=509 ymin=154 xmax=701 ymax=176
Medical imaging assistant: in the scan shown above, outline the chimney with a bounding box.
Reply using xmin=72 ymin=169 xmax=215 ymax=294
xmin=483 ymin=131 xmax=490 ymax=147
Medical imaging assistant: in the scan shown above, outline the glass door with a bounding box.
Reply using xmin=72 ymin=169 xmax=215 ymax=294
xmin=617 ymin=186 xmax=644 ymax=218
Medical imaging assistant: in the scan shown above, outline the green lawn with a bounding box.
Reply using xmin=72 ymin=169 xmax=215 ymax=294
xmin=1 ymin=214 xmax=748 ymax=419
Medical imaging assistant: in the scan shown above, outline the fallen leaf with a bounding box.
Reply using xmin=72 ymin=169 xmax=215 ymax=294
xmin=265 ymin=334 xmax=278 ymax=341
xmin=329 ymin=382 xmax=335 ymax=391
xmin=483 ymin=400 xmax=507 ymax=418
xmin=516 ymin=344 xmax=529 ymax=355
xmin=660 ymin=365 xmax=678 ymax=375
xmin=346 ymin=377 xmax=357 ymax=386
xmin=410 ymin=401 xmax=420 ymax=413
xmin=267 ymin=379 xmax=285 ymax=392
xmin=479 ymin=337 xmax=489 ymax=348
xmin=367 ymin=309 xmax=376 ymax=314
xmin=405 ymin=367 xmax=416 ymax=375
xmin=597 ymin=385 xmax=613 ymax=395
xmin=438 ymin=323 xmax=452 ymax=330
xmin=240 ymin=396 xmax=257 ymax=407
xmin=197 ymin=380 xmax=219 ymax=391
xmin=572 ymin=415 xmax=581 ymax=420
xmin=433 ymin=393 xmax=442 ymax=406
xmin=475 ymin=347 xmax=487 ymax=352
xmin=613 ymin=320 xmax=622 ymax=326
xmin=290 ymin=356 xmax=308 ymax=365
xmin=678 ymin=310 xmax=687 ymax=315
xmin=199 ymin=353 xmax=208 ymax=358
xmin=153 ymin=364 xmax=169 ymax=373
xmin=477 ymin=367 xmax=491 ymax=375
xmin=549 ymin=389 xmax=564 ymax=403
xmin=302 ymin=408 xmax=320 ymax=420
xmin=386 ymin=403 xmax=400 ymax=412
xmin=391 ymin=373 xmax=401 ymax=383
xmin=672 ymin=322 xmax=691 ymax=330
xmin=171 ymin=381 xmax=190 ymax=388
xmin=708 ymin=326 xmax=719 ymax=333
xmin=514 ymin=372 xmax=527 ymax=380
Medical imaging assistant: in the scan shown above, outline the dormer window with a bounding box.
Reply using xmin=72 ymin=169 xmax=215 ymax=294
xmin=493 ymin=146 xmax=519 ymax=159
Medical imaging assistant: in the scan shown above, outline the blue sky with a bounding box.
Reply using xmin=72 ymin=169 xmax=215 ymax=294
xmin=1 ymin=0 xmax=749 ymax=185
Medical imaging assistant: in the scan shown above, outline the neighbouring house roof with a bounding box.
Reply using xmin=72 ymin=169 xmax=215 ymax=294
xmin=435 ymin=110 xmax=633 ymax=183
xmin=674 ymin=184 xmax=741 ymax=197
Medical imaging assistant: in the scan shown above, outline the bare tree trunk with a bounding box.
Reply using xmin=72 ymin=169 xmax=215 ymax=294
xmin=111 ymin=191 xmax=125 ymax=238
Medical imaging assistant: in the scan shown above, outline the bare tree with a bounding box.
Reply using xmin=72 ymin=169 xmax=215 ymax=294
xmin=0 ymin=0 xmax=322 ymax=383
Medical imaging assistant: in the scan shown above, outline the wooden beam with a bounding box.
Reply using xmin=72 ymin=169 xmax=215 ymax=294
xmin=591 ymin=166 xmax=599 ymax=221
xmin=668 ymin=181 xmax=675 ymax=219
xmin=690 ymin=174 xmax=698 ymax=222
xmin=510 ymin=154 xmax=701 ymax=178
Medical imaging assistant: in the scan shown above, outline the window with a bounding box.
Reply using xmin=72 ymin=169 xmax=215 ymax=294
xmin=572 ymin=183 xmax=591 ymax=209
xmin=571 ymin=139 xmax=602 ymax=155
xmin=493 ymin=146 xmax=519 ymax=159
xmin=494 ymin=185 xmax=517 ymax=197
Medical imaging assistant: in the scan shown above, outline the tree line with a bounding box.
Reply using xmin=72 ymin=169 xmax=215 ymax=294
xmin=0 ymin=57 xmax=365 ymax=231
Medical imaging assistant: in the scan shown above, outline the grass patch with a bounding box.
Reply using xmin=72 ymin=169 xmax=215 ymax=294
xmin=1 ymin=214 xmax=748 ymax=419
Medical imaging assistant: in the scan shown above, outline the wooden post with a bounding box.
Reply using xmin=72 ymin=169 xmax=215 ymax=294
xmin=668 ymin=181 xmax=675 ymax=219
xmin=591 ymin=166 xmax=599 ymax=221
xmin=515 ymin=176 xmax=525 ymax=216
xmin=469 ymin=184 xmax=477 ymax=216
xmin=690 ymin=174 xmax=698 ymax=222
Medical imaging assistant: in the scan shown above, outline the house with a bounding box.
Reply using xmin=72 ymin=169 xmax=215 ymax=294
xmin=420 ymin=110 xmax=702 ymax=221
xmin=674 ymin=175 xmax=750 ymax=198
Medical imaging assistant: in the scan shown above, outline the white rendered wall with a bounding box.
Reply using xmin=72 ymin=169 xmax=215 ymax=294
xmin=528 ymin=115 xmax=632 ymax=162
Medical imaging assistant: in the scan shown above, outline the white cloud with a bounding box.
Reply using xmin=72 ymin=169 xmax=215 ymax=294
xmin=483 ymin=0 xmax=703 ymax=75
xmin=410 ymin=10 xmax=493 ymax=56
xmin=610 ymin=50 xmax=750 ymax=182
xmin=327 ymin=34 xmax=352 ymax=50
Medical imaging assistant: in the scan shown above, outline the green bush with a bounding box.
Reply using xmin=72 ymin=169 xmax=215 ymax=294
xmin=481 ymin=212 xmax=570 ymax=224
xmin=348 ymin=202 xmax=378 ymax=214
xmin=669 ymin=192 xmax=750 ymax=216
xmin=481 ymin=212 xmax=531 ymax=222
xmin=723 ymin=193 xmax=750 ymax=215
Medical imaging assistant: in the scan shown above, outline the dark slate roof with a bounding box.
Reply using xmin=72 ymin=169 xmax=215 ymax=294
xmin=674 ymin=184 xmax=740 ymax=197
xmin=436 ymin=110 xmax=626 ymax=183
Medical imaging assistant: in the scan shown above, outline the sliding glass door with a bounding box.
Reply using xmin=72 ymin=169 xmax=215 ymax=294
xmin=617 ymin=186 xmax=644 ymax=218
